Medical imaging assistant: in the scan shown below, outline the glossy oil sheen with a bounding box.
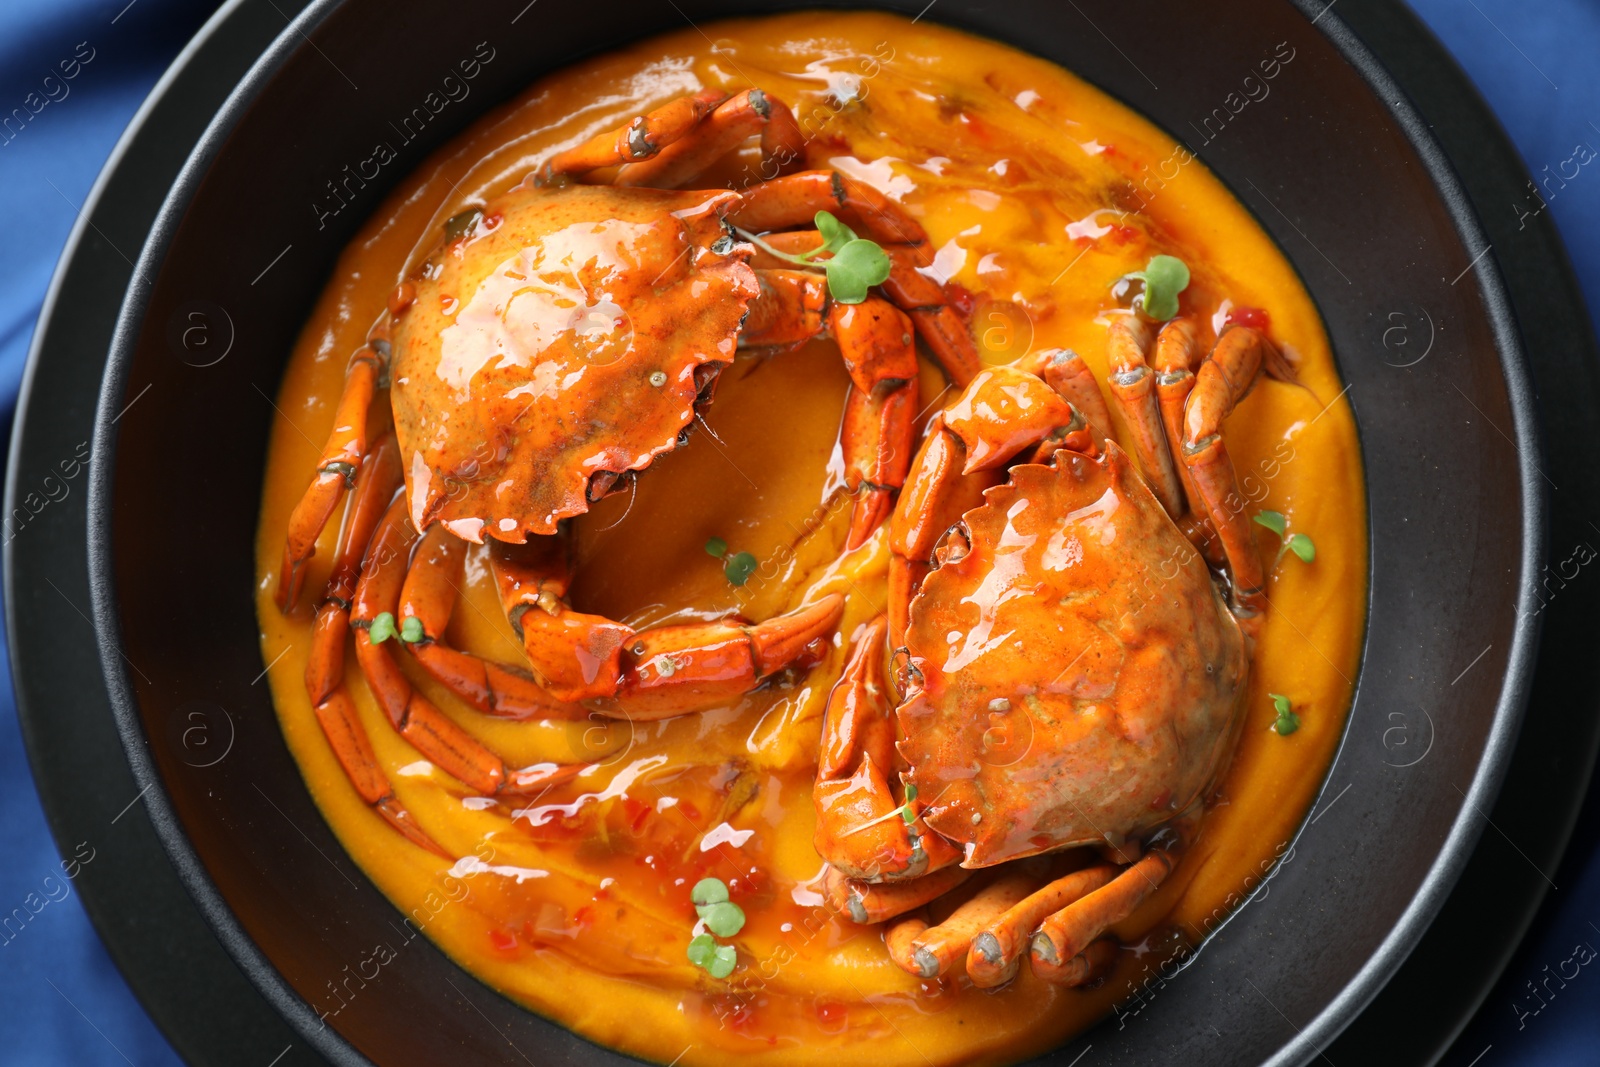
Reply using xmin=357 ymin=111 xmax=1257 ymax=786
xmin=253 ymin=13 xmax=1363 ymax=1065
xmin=75 ymin=1 xmax=1545 ymax=1066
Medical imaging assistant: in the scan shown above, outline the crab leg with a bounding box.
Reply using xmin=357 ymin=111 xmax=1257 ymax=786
xmin=607 ymin=597 xmax=843 ymax=718
xmin=834 ymin=299 xmax=920 ymax=547
xmin=491 ymin=537 xmax=634 ymax=703
xmin=1106 ymin=318 xmax=1185 ymax=518
xmin=880 ymin=249 xmax=982 ymax=387
xmin=1146 ymin=319 xmax=1229 ymax=566
xmin=825 ymin=864 xmax=971 ymax=925
xmin=886 ymin=421 xmax=998 ymax=648
xmin=354 ymin=499 xmax=588 ymax=797
xmin=902 ymin=871 xmax=1037 ymax=979
xmin=300 ymin=433 xmax=446 ymax=857
xmin=276 ymin=337 xmax=386 ymax=610
xmin=396 ymin=524 xmax=587 ymax=720
xmin=813 ymin=618 xmax=963 ymax=885
xmin=963 ymin=864 xmax=1119 ymax=987
xmin=732 ymin=170 xmax=925 ymax=252
xmin=1181 ymin=325 xmax=1292 ymax=618
xmin=1029 ymin=846 xmax=1178 ymax=980
xmin=490 ymin=537 xmax=845 ymax=717
xmin=1037 ymin=937 xmax=1120 ymax=988
xmin=729 ymin=171 xmax=982 ymax=385
xmin=741 ymin=268 xmax=827 ymax=345
xmin=1031 ymin=348 xmax=1115 ymax=442
xmin=884 ymin=910 xmax=931 ymax=973
xmin=616 ymin=89 xmax=805 ymax=188
xmin=740 ymin=280 xmax=919 ymax=547
xmin=1150 ymin=319 xmax=1203 ymax=510
xmin=748 ymin=232 xmax=980 ymax=390
xmin=540 ymin=88 xmax=728 ymax=181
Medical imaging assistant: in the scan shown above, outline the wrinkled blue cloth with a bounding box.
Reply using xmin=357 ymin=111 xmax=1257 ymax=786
xmin=0 ymin=1 xmax=1595 ymax=1063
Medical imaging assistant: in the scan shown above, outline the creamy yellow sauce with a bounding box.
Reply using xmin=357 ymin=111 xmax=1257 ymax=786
xmin=254 ymin=13 xmax=1366 ymax=1065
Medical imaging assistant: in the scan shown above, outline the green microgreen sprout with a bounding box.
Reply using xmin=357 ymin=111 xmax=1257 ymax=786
xmin=704 ymin=537 xmax=759 ymax=587
xmin=686 ymin=933 xmax=738 ymax=979
xmin=1253 ymin=509 xmax=1317 ymax=566
xmin=1118 ymin=254 xmax=1191 ymax=321
xmin=1269 ymin=693 xmax=1301 ymax=736
xmin=734 ymin=210 xmax=891 ymax=305
xmin=900 ymin=783 xmax=919 ymax=826
xmin=367 ymin=612 xmax=397 ymax=644
xmin=692 ymin=876 xmax=746 ymax=938
xmin=686 ymin=878 xmax=745 ymax=978
xmin=692 ymin=877 xmax=730 ymax=906
xmin=724 ymin=552 xmax=758 ymax=586
xmin=367 ymin=611 xmax=424 ymax=645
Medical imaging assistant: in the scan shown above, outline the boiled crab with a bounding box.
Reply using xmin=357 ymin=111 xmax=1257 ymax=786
xmin=275 ymin=88 xmax=980 ymax=854
xmin=274 ymin=84 xmax=1292 ymax=992
xmin=812 ymin=320 xmax=1291 ymax=987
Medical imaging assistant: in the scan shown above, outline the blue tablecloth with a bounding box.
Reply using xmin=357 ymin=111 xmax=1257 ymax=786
xmin=1 ymin=1 xmax=1596 ymax=1063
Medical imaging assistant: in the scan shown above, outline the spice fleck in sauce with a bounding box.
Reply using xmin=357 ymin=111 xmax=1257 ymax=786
xmin=255 ymin=13 xmax=1364 ymax=1065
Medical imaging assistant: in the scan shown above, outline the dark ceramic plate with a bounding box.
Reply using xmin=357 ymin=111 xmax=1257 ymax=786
xmin=13 ymin=1 xmax=1598 ymax=1065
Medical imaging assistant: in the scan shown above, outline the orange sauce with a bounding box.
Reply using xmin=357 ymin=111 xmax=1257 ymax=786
xmin=254 ymin=12 xmax=1366 ymax=1065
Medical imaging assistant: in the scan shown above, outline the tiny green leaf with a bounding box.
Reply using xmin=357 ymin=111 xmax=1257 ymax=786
xmin=826 ymin=238 xmax=892 ymax=304
xmin=1123 ymin=254 xmax=1190 ymax=321
xmin=814 ymin=210 xmax=858 ymax=254
xmin=724 ymin=551 xmax=758 ymax=586
xmin=704 ymin=537 xmax=728 ymax=559
xmin=707 ymin=943 xmax=738 ymax=979
xmin=400 ymin=615 xmax=425 ymax=643
xmin=687 ymin=933 xmax=717 ymax=969
xmin=698 ymin=900 xmax=747 ymax=938
xmin=1252 ymin=510 xmax=1287 ymax=536
xmin=732 ymin=219 xmax=890 ymax=304
xmin=1287 ymin=533 xmax=1317 ymax=563
xmin=1269 ymin=693 xmax=1301 ymax=736
xmin=899 ymin=783 xmax=919 ymax=825
xmin=367 ymin=612 xmax=398 ymax=644
xmin=691 ymin=877 xmax=730 ymax=907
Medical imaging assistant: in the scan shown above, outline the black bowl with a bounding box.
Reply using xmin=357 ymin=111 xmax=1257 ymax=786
xmin=59 ymin=0 xmax=1547 ymax=1064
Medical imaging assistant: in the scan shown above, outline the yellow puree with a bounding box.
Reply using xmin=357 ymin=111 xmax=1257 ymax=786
xmin=255 ymin=12 xmax=1366 ymax=1066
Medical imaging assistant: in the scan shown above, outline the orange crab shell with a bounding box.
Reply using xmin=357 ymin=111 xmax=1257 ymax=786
xmin=389 ymin=182 xmax=759 ymax=543
xmin=897 ymin=443 xmax=1249 ymax=868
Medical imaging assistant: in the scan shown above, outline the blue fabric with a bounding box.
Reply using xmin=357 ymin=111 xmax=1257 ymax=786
xmin=1406 ymin=6 xmax=1600 ymax=1064
xmin=0 ymin=1 xmax=1595 ymax=1063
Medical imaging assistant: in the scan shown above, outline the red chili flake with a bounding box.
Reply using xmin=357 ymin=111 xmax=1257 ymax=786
xmin=594 ymin=886 xmax=611 ymax=902
xmin=815 ymin=1001 xmax=846 ymax=1029
xmin=1112 ymin=225 xmax=1140 ymax=244
xmin=572 ymin=905 xmax=595 ymax=932
xmin=1227 ymin=306 xmax=1271 ymax=331
xmin=678 ymin=800 xmax=703 ymax=823
xmin=482 ymin=211 xmax=503 ymax=231
xmin=488 ymin=929 xmax=518 ymax=953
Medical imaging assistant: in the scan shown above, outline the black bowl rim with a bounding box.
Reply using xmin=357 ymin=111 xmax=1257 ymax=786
xmin=80 ymin=1 xmax=1548 ymax=1065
